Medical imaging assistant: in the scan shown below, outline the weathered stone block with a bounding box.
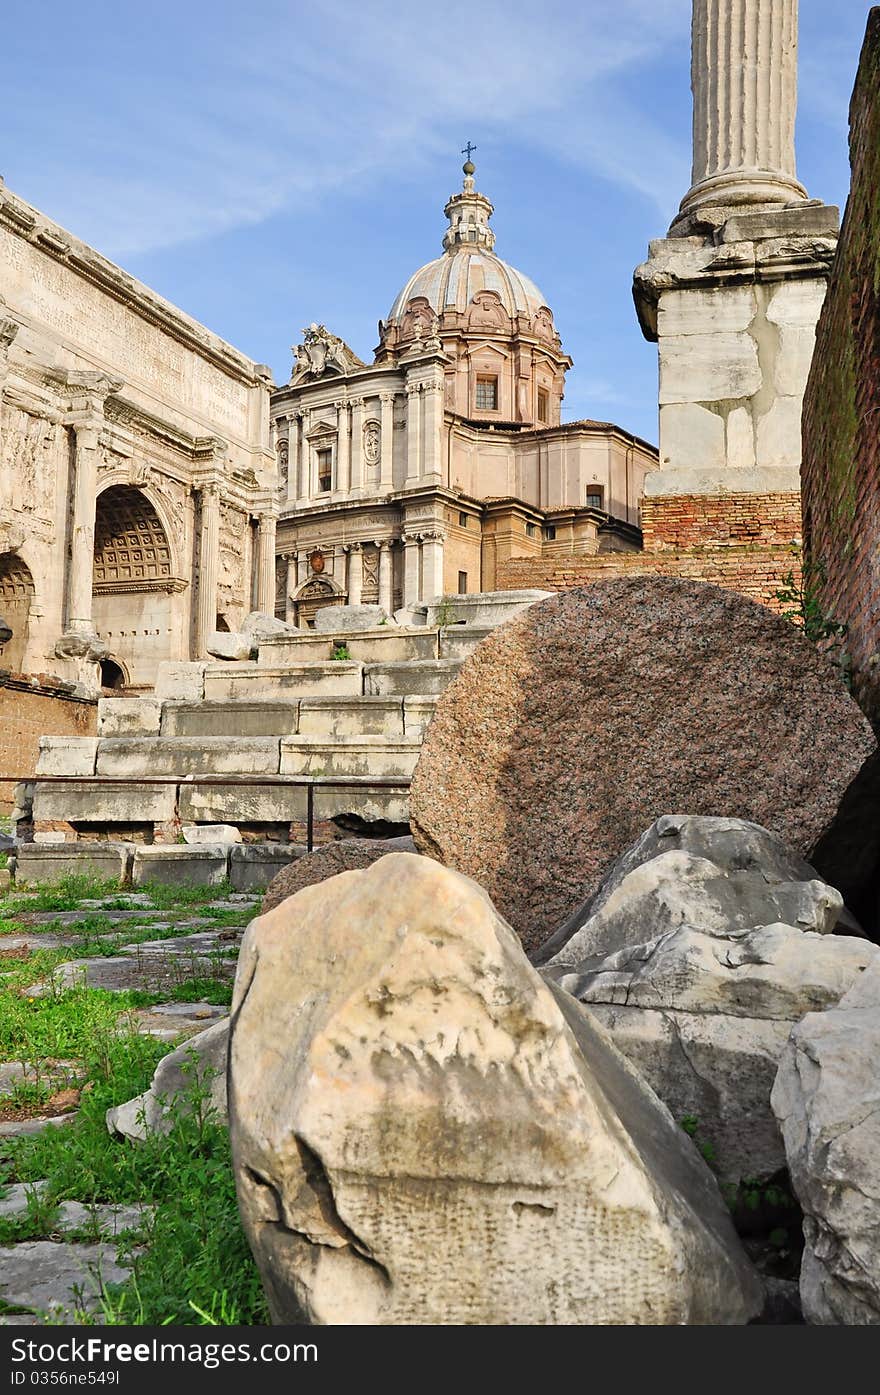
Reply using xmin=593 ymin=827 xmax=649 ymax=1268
xmin=296 ymin=697 xmax=404 ymax=739
xmin=229 ymin=843 xmax=307 ymax=892
xmin=154 ymin=662 xmax=207 ymax=703
xmin=161 ymin=700 xmax=300 ymax=739
xmin=313 ymin=604 xmax=391 ymax=633
xmin=32 ymin=781 xmax=177 ymax=824
xmin=657 ymin=286 xmax=758 ymax=337
xmin=204 ymin=663 xmax=364 ymax=701
xmin=659 ymin=331 xmax=762 ymax=405
xmin=178 ymin=782 xmax=308 ymax=824
xmin=132 ymin=845 xmax=229 ymax=887
xmin=230 ymin=853 xmax=762 ymax=1326
xmin=312 ymin=784 xmax=410 ymax=825
xmin=364 ymin=659 xmax=460 ymax=696
xmin=182 ymin=824 xmax=242 ymax=844
xmin=423 ymin=591 xmax=552 ymax=628
xmin=0 ymin=867 xmax=10 ymax=892
xmin=438 ymin=626 xmax=494 ymax=660
xmin=402 ymin=695 xmax=438 ymax=739
xmin=95 ymin=738 xmax=281 ymax=778
xmin=280 ymin=736 xmax=420 ymax=780
xmin=657 ymin=403 xmax=726 ymax=470
xmin=36 ymin=737 xmax=99 ymax=777
xmin=15 ymin=842 xmax=132 ymax=886
xmin=97 ymin=698 xmax=162 ymax=737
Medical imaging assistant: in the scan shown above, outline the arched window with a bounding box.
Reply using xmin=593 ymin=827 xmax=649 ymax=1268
xmin=0 ymin=552 xmax=35 ymax=671
xmin=93 ymin=486 xmax=172 ymax=587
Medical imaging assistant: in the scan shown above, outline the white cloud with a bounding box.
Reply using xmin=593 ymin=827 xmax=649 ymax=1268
xmin=6 ymin=0 xmax=690 ymax=258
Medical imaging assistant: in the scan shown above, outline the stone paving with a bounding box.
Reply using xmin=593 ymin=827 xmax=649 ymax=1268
xmin=0 ymin=881 xmax=252 ymax=1322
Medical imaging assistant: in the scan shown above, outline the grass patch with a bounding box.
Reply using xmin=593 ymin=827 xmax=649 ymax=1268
xmin=3 ymin=875 xmax=125 ymax=916
xmin=144 ymin=879 xmax=235 ymax=910
xmin=3 ymin=1032 xmax=266 ymax=1326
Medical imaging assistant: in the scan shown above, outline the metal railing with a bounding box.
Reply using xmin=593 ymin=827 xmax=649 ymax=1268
xmin=2 ymin=774 xmax=413 ymax=853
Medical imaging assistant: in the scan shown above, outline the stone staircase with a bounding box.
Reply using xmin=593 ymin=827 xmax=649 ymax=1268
xmin=29 ymin=621 xmax=496 ymax=843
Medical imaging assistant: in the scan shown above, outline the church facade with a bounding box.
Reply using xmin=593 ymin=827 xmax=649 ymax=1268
xmin=270 ymin=164 xmax=657 ymax=625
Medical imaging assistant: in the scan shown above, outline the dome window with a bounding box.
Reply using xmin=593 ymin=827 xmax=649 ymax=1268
xmin=475 ymin=376 xmax=498 ymax=411
xmin=537 ymin=389 xmax=549 ymax=423
xmin=586 ymin=488 xmax=604 ymax=510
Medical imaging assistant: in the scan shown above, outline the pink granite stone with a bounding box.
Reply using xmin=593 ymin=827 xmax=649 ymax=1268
xmin=409 ymin=578 xmax=877 ymax=954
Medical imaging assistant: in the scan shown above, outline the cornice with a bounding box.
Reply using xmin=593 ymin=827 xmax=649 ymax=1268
xmin=0 ymin=181 xmax=272 ymax=389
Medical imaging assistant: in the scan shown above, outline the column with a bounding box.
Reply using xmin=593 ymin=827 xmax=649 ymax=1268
xmin=255 ymin=512 xmax=277 ymax=614
xmin=296 ymin=553 xmax=309 ymax=586
xmin=379 ymin=392 xmax=395 ymax=490
xmin=377 ymin=540 xmax=393 ymax=613
xmin=421 ymin=382 xmax=443 ymax=480
xmin=336 ymin=401 xmax=351 ymax=495
xmin=420 ymin=530 xmax=445 ymax=601
xmin=285 ymin=553 xmax=298 ymax=623
xmin=402 ymin=533 xmax=421 ymax=607
xmin=296 ymin=412 xmax=311 ymax=507
xmin=287 ymin=413 xmax=301 ymax=504
xmin=679 ymin=0 xmax=806 ymax=219
xmin=66 ymin=420 xmax=101 ymax=633
xmin=347 ymin=542 xmax=363 ymax=604
xmin=406 ymin=384 xmax=422 ymax=484
xmin=350 ymin=398 xmax=364 ymax=494
xmin=196 ymin=483 xmax=220 ymax=655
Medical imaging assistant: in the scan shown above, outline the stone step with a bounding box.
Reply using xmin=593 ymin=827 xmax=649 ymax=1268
xmin=94 ymin=737 xmax=281 ymax=778
xmin=279 ymin=736 xmax=421 ymax=779
xmin=364 ymin=659 xmax=461 ymax=696
xmin=161 ymin=700 xmax=300 ymax=738
xmin=204 ymin=661 xmax=364 ymax=701
xmin=177 ymin=779 xmax=409 ymax=825
xmin=259 ymin=627 xmax=442 ymax=665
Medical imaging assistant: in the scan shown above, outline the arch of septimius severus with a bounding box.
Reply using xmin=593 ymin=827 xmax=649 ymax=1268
xmin=0 ymin=0 xmax=837 ymax=703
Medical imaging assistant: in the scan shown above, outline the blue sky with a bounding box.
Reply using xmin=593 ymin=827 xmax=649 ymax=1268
xmin=3 ymin=0 xmax=872 ymax=445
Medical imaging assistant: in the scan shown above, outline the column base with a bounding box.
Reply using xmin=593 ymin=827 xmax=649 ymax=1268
xmin=54 ymin=629 xmax=109 ymax=664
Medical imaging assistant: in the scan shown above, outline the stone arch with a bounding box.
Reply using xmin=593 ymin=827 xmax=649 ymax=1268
xmin=294 ymin=575 xmax=345 ymax=630
xmin=92 ymin=485 xmax=177 ymax=687
xmin=93 ymin=485 xmax=173 ymax=587
xmin=0 ymin=552 xmax=35 ymax=672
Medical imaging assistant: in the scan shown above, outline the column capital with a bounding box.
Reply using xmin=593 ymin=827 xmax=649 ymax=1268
xmin=379 ymin=390 xmax=396 ymax=405
xmin=349 ymin=396 xmax=366 ymax=410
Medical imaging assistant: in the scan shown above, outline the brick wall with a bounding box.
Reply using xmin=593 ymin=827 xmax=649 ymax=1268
xmin=497 ymin=544 xmax=800 ymax=612
xmin=641 ymin=492 xmax=802 ymax=551
xmin=801 ymin=9 xmax=880 ymax=722
xmin=0 ymin=674 xmax=97 ymax=812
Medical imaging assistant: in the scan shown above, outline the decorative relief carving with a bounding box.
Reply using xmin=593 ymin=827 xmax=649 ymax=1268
xmin=291 ymin=324 xmax=365 ymax=384
xmin=1 ymin=406 xmax=56 ymax=515
xmin=277 ymin=438 xmax=289 ymax=494
xmin=467 ymin=290 xmax=507 ymax=332
xmin=400 ymin=297 xmax=440 ymax=345
xmin=218 ymin=500 xmax=247 ymax=607
xmin=533 ymin=306 xmax=556 ymax=342
xmin=92 ymin=485 xmax=172 ymax=591
xmin=363 ymin=420 xmax=380 ymax=468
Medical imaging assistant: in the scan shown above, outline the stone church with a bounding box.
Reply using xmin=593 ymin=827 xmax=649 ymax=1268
xmin=271 ymin=161 xmax=657 ymax=626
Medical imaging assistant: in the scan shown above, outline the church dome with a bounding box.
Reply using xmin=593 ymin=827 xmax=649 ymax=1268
xmin=385 ymin=164 xmax=550 ymax=326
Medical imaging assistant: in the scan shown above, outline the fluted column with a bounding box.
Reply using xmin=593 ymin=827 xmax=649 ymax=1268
xmin=379 ymin=392 xmax=395 ymax=490
xmin=66 ymin=420 xmax=101 ymax=633
xmin=196 ymin=483 xmax=220 ymax=655
xmin=347 ymin=542 xmax=363 ymax=604
xmin=679 ymin=0 xmax=807 ymax=220
xmin=336 ymin=401 xmax=351 ymax=495
xmin=406 ymin=384 xmax=422 ymax=485
xmin=377 ymin=540 xmax=393 ymax=613
xmin=255 ymin=512 xmax=277 ymax=613
xmin=350 ymin=399 xmax=364 ymax=494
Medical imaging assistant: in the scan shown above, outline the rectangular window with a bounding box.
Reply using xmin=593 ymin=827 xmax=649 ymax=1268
xmin=544 ymin=525 xmax=557 ymax=541
xmin=586 ymin=488 xmax=604 ymax=510
xmin=458 ymin=511 xmax=469 ymax=528
xmin=475 ymin=376 xmax=498 ymax=411
xmin=317 ymin=448 xmax=332 ymax=492
xmin=537 ymin=389 xmax=549 ymax=423
xmin=525 ymin=522 xmax=536 ymax=537
xmin=458 ymin=571 xmax=468 ymax=594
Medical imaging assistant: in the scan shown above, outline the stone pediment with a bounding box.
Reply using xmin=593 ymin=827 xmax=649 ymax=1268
xmin=304 ymin=419 xmax=337 ymax=440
